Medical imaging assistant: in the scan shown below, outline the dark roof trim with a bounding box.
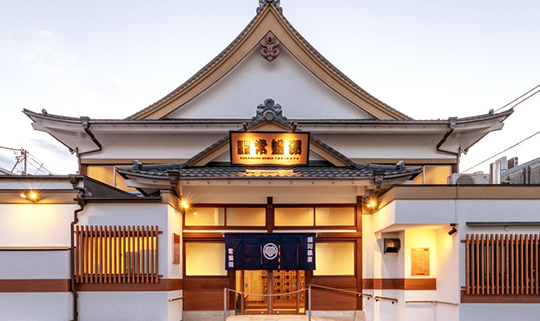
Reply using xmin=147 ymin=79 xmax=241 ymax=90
xmin=23 ymin=108 xmax=513 ymax=126
xmin=84 ymin=197 xmax=162 ymax=203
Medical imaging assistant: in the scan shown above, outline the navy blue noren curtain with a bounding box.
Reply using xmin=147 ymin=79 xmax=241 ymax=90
xmin=225 ymin=233 xmax=316 ymax=271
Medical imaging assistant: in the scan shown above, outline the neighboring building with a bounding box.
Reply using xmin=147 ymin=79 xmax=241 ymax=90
xmin=501 ymin=156 xmax=540 ymax=184
xmin=1 ymin=2 xmax=539 ymax=321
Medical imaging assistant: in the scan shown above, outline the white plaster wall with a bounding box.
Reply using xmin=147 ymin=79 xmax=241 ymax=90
xmin=376 ymin=231 xmax=403 ymax=279
xmin=314 ymin=134 xmax=450 ymax=161
xmin=0 ymin=293 xmax=71 ymax=321
xmin=363 ymin=214 xmax=374 ymax=279
xmin=169 ymin=47 xmax=373 ymax=120
xmin=183 ymin=185 xmax=358 ymax=204
xmin=371 ymin=290 xmax=400 ymax=321
xmin=459 ymin=304 xmax=540 ymax=321
xmin=457 ymin=199 xmax=540 ymax=224
xmin=83 ymin=132 xmax=455 ymax=164
xmin=0 ymin=204 xmax=76 ymax=246
xmin=395 ymin=201 xmax=456 ymax=225
xmin=89 ymin=133 xmax=225 ymax=161
xmin=168 ymin=290 xmax=183 ymax=321
xmin=372 ymin=201 xmax=397 ymax=232
xmin=404 ymin=229 xmax=437 ymax=279
xmin=167 ymin=205 xmax=182 ymax=279
xmin=79 ymin=292 xmax=170 ymax=321
xmin=0 ymin=250 xmax=69 ymax=279
xmin=435 ymin=228 xmax=459 ymax=321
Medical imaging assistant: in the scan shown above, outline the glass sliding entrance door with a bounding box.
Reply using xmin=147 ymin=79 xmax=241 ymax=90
xmin=235 ymin=270 xmax=306 ymax=314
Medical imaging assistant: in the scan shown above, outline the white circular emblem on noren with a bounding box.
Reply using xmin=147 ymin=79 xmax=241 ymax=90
xmin=263 ymin=243 xmax=278 ymax=260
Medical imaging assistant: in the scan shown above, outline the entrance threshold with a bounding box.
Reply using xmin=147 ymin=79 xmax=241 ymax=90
xmin=226 ymin=316 xmax=350 ymax=321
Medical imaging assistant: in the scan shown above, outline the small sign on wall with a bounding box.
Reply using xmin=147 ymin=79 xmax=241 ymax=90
xmin=173 ymin=233 xmax=180 ymax=265
xmin=411 ymin=247 xmax=430 ymax=276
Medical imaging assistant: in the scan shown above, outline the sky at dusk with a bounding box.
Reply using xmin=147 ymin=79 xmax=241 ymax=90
xmin=0 ymin=0 xmax=539 ymax=175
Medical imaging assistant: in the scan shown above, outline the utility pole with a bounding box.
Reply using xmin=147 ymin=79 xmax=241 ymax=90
xmin=22 ymin=149 xmax=27 ymax=175
xmin=0 ymin=146 xmax=52 ymax=175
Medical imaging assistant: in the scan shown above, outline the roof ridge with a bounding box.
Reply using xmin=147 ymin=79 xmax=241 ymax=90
xmin=126 ymin=12 xmax=262 ymax=120
xmin=125 ymin=5 xmax=411 ymax=120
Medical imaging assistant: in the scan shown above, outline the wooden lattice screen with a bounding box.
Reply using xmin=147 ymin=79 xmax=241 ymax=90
xmin=75 ymin=225 xmax=161 ymax=283
xmin=465 ymin=234 xmax=540 ymax=295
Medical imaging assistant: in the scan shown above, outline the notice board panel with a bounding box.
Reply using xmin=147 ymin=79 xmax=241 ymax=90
xmin=411 ymin=247 xmax=430 ymax=276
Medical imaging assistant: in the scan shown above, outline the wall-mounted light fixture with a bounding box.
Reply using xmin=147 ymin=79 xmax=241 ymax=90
xmin=180 ymin=199 xmax=189 ymax=209
xmin=364 ymin=194 xmax=379 ymax=213
xmin=448 ymin=224 xmax=457 ymax=236
xmin=384 ymin=238 xmax=401 ymax=253
xmin=20 ymin=191 xmax=39 ymax=202
xmin=367 ymin=199 xmax=377 ymax=208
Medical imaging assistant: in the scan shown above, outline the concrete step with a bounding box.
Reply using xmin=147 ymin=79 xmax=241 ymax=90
xmin=184 ymin=311 xmax=365 ymax=321
xmin=227 ymin=317 xmax=351 ymax=321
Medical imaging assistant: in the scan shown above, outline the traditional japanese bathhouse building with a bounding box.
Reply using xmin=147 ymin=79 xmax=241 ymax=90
xmin=3 ymin=1 xmax=539 ymax=321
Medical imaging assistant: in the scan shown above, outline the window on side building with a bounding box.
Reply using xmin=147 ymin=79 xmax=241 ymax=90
xmin=413 ymin=165 xmax=452 ymax=184
xmin=86 ymin=165 xmax=137 ymax=191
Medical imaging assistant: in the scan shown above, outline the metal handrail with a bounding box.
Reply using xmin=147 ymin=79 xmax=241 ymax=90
xmin=374 ymin=296 xmax=398 ymax=304
xmin=308 ymin=283 xmax=372 ymax=299
xmin=406 ymin=300 xmax=458 ymax=306
xmin=223 ymin=287 xmax=312 ymax=321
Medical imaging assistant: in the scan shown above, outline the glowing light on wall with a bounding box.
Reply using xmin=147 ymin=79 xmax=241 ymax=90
xmin=20 ymin=191 xmax=39 ymax=202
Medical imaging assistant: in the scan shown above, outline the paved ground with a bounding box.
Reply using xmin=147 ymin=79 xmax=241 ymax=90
xmin=226 ymin=316 xmax=356 ymax=321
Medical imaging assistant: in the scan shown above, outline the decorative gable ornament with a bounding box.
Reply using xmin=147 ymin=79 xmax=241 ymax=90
xmin=258 ymin=0 xmax=282 ymax=13
xmin=249 ymin=99 xmax=290 ymax=128
xmin=260 ymin=32 xmax=280 ymax=62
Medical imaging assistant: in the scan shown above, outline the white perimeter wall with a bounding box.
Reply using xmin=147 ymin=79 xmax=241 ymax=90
xmin=457 ymin=200 xmax=540 ymax=321
xmin=363 ymin=214 xmax=440 ymax=321
xmin=0 ymin=201 xmax=181 ymax=321
xmin=369 ymin=198 xmax=540 ymax=321
xmin=0 ymin=203 xmax=73 ymax=321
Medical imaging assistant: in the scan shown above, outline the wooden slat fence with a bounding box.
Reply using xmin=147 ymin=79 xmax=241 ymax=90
xmin=465 ymin=234 xmax=539 ymax=295
xmin=75 ymin=225 xmax=161 ymax=283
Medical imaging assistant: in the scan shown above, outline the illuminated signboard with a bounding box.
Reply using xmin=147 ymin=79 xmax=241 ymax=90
xmin=230 ymin=131 xmax=310 ymax=166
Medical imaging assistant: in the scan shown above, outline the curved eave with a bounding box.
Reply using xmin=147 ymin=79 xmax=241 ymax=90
xmin=23 ymin=108 xmax=513 ymax=135
xmin=127 ymin=4 xmax=410 ymax=121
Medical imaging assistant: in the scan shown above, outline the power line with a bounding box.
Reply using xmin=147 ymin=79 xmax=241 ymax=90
xmin=462 ymin=130 xmax=540 ymax=173
xmin=0 ymin=146 xmax=21 ymax=151
xmin=0 ymin=146 xmax=54 ymax=175
xmin=495 ymin=83 xmax=540 ymax=112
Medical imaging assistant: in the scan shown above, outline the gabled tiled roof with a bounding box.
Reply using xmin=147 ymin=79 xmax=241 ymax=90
xmin=126 ymin=13 xmax=261 ymax=120
xmin=126 ymin=3 xmax=410 ymax=120
xmin=117 ymin=162 xmax=421 ymax=181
